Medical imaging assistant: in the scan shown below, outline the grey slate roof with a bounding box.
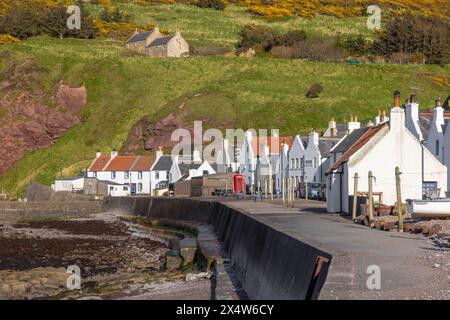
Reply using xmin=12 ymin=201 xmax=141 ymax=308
xmin=319 ymin=139 xmax=340 ymax=158
xmin=146 ymin=35 xmax=174 ymax=48
xmin=152 ymin=155 xmax=173 ymax=171
xmin=418 ymin=113 xmax=432 ymax=141
xmin=331 ymin=127 xmax=370 ymax=154
xmin=126 ymin=31 xmax=152 ymax=44
xmin=178 ymin=163 xmax=202 ymax=176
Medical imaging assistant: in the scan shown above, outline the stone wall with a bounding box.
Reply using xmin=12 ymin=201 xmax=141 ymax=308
xmin=0 ymin=201 xmax=104 ymax=223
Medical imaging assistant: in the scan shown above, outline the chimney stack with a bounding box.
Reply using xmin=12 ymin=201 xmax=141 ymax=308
xmin=309 ymin=129 xmax=319 ymax=146
xmin=96 ymin=150 xmax=101 ymax=158
xmin=380 ymin=110 xmax=386 ymax=123
xmin=436 ymin=98 xmax=442 ymax=109
xmin=111 ymin=148 xmax=118 ymax=158
xmin=347 ymin=114 xmax=361 ymax=133
xmin=193 ymin=148 xmax=202 ymax=163
xmin=410 ymin=94 xmax=417 ymax=103
xmin=394 ymin=90 xmax=401 ymax=108
xmin=156 ymin=146 xmax=163 ymax=160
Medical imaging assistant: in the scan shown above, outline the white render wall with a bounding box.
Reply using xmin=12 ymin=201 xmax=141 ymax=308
xmin=53 ymin=178 xmax=84 ymax=192
xmin=327 ymin=107 xmax=447 ymax=213
xmin=288 ymin=135 xmax=306 ymax=188
xmin=88 ymin=170 xmax=151 ymax=195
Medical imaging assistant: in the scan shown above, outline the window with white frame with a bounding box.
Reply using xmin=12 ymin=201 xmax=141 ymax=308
xmin=138 ymin=183 xmax=142 ymax=192
xmin=93 ymin=172 xmax=97 ymax=178
xmin=111 ymin=171 xmax=116 ymax=179
xmin=125 ymin=171 xmax=129 ymax=179
xmin=138 ymin=171 xmax=143 ymax=179
xmin=155 ymin=171 xmax=159 ymax=179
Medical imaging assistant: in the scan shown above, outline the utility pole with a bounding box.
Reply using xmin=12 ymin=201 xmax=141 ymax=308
xmin=368 ymin=171 xmax=374 ymax=222
xmin=395 ymin=167 xmax=404 ymax=232
xmin=352 ymin=173 xmax=359 ymax=221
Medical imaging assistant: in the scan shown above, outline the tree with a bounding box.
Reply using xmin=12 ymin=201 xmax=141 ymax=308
xmin=372 ymin=13 xmax=450 ymax=65
xmin=196 ymin=0 xmax=227 ymax=11
xmin=0 ymin=4 xmax=44 ymax=39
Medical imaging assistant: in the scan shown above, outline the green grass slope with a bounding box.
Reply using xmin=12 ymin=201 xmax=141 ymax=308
xmin=88 ymin=3 xmax=375 ymax=47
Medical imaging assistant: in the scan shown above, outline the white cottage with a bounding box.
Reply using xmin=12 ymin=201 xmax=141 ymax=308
xmin=326 ymin=92 xmax=447 ymax=213
xmin=239 ymin=131 xmax=292 ymax=193
xmin=87 ymin=150 xmax=155 ymax=196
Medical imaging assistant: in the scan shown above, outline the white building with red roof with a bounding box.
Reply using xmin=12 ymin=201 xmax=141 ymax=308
xmin=87 ymin=149 xmax=156 ymax=196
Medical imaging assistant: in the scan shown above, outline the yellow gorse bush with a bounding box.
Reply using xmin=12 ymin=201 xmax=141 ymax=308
xmin=0 ymin=34 xmax=20 ymax=44
xmin=228 ymin=0 xmax=449 ymax=19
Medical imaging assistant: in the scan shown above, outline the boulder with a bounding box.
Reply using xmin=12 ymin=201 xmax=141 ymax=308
xmin=165 ymin=249 xmax=183 ymax=270
xmin=179 ymin=236 xmax=197 ymax=266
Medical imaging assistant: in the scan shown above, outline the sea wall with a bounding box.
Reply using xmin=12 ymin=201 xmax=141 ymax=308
xmin=0 ymin=201 xmax=104 ymax=223
xmin=106 ymin=197 xmax=332 ymax=300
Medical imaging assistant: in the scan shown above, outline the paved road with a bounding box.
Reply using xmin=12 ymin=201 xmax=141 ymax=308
xmin=222 ymin=199 xmax=450 ymax=300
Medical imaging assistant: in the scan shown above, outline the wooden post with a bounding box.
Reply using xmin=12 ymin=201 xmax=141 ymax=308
xmin=291 ymin=177 xmax=295 ymax=207
xmin=368 ymin=171 xmax=374 ymax=222
xmin=269 ymin=163 xmax=273 ymax=201
xmin=305 ymin=178 xmax=308 ymax=200
xmin=395 ymin=167 xmax=404 ymax=232
xmin=286 ymin=177 xmax=290 ymax=207
xmin=264 ymin=179 xmax=267 ymax=200
xmin=352 ymin=173 xmax=359 ymax=221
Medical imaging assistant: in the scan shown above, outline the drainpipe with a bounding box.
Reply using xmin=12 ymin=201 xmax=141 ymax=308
xmin=421 ymin=139 xmax=427 ymax=195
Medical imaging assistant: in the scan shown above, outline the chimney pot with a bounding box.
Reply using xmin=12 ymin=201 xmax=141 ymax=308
xmin=410 ymin=94 xmax=417 ymax=103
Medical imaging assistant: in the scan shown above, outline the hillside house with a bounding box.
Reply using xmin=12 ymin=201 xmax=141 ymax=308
xmin=126 ymin=27 xmax=189 ymax=57
xmin=87 ymin=150 xmax=155 ymax=196
xmin=326 ymin=92 xmax=447 ymax=213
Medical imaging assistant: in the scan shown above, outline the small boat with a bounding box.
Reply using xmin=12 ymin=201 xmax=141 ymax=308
xmin=406 ymin=199 xmax=450 ymax=218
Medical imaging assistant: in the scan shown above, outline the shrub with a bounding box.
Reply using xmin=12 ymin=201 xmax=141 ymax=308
xmin=195 ymin=0 xmax=226 ymax=11
xmin=236 ymin=24 xmax=276 ymax=52
xmin=292 ymin=37 xmax=344 ymax=62
xmin=340 ymin=34 xmax=369 ymax=56
xmin=270 ymin=46 xmax=295 ymax=59
xmin=306 ymin=83 xmax=323 ymax=99
xmin=191 ymin=44 xmax=230 ymax=56
xmin=267 ymin=29 xmax=307 ymax=51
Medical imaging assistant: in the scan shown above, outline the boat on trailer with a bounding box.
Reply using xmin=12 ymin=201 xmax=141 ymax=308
xmin=406 ymin=199 xmax=450 ymax=218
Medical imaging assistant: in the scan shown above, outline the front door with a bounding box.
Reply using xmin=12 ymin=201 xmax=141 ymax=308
xmin=131 ymin=183 xmax=137 ymax=195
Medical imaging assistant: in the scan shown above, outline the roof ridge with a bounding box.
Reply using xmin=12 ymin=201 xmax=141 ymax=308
xmin=328 ymin=122 xmax=388 ymax=173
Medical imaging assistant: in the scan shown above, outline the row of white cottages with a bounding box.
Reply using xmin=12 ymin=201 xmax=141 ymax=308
xmin=223 ymin=92 xmax=448 ymax=213
xmin=54 ymin=92 xmax=449 ymax=212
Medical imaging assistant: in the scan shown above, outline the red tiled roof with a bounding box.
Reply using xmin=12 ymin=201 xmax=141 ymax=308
xmin=89 ymin=155 xmax=156 ymax=172
xmin=131 ymin=155 xmax=156 ymax=171
xmin=89 ymin=156 xmax=111 ymax=171
xmin=103 ymin=156 xmax=138 ymax=171
xmin=251 ymin=136 xmax=292 ymax=155
xmin=328 ymin=122 xmax=388 ymax=173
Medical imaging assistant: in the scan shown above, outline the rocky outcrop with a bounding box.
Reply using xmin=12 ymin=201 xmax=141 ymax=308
xmin=0 ymin=59 xmax=87 ymax=174
xmin=123 ymin=113 xmax=194 ymax=154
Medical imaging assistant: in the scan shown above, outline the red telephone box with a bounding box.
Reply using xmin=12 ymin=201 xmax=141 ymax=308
xmin=233 ymin=174 xmax=245 ymax=193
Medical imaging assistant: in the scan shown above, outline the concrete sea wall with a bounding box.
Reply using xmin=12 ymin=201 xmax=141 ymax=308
xmin=0 ymin=201 xmax=104 ymax=223
xmin=106 ymin=197 xmax=332 ymax=300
